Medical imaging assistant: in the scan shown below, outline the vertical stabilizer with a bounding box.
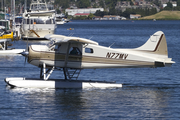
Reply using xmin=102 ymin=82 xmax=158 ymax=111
xmin=136 ymin=31 xmax=168 ymax=56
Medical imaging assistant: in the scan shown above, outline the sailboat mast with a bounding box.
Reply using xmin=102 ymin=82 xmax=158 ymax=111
xmin=12 ymin=0 xmax=15 ymax=32
xmin=1 ymin=0 xmax=3 ymax=11
xmin=24 ymin=0 xmax=26 ymax=13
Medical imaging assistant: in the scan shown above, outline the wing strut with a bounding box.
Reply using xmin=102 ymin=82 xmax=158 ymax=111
xmin=63 ymin=68 xmax=68 ymax=80
xmin=40 ymin=63 xmax=55 ymax=80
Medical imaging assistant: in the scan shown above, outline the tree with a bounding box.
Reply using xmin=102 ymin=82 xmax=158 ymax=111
xmin=167 ymin=2 xmax=173 ymax=8
xmin=54 ymin=0 xmax=70 ymax=9
xmin=88 ymin=13 xmax=94 ymax=19
xmin=94 ymin=10 xmax=108 ymax=17
xmin=56 ymin=9 xmax=61 ymax=14
xmin=76 ymin=0 xmax=91 ymax=8
xmin=99 ymin=0 xmax=105 ymax=8
xmin=153 ymin=0 xmax=160 ymax=7
xmin=178 ymin=0 xmax=180 ymax=6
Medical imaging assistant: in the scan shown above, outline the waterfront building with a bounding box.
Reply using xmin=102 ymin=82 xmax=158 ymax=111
xmin=65 ymin=8 xmax=104 ymax=16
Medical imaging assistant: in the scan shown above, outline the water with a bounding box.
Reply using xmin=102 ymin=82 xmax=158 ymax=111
xmin=0 ymin=20 xmax=180 ymax=119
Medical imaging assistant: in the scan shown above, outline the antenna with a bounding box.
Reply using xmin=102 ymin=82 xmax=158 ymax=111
xmin=109 ymin=42 xmax=115 ymax=48
xmin=68 ymin=33 xmax=74 ymax=37
xmin=89 ymin=36 xmax=93 ymax=40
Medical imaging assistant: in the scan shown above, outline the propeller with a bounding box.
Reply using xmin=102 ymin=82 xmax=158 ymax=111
xmin=21 ymin=38 xmax=29 ymax=66
xmin=21 ymin=49 xmax=29 ymax=66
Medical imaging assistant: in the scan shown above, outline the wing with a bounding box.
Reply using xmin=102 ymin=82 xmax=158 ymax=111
xmin=44 ymin=34 xmax=99 ymax=45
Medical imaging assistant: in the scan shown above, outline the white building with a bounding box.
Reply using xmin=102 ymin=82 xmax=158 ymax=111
xmin=130 ymin=14 xmax=141 ymax=19
xmin=65 ymin=8 xmax=104 ymax=16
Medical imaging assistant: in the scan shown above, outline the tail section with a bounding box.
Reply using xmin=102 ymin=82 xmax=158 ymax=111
xmin=136 ymin=31 xmax=168 ymax=55
xmin=136 ymin=31 xmax=175 ymax=66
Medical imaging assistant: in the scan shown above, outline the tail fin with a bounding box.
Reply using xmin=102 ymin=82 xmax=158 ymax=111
xmin=136 ymin=31 xmax=168 ymax=56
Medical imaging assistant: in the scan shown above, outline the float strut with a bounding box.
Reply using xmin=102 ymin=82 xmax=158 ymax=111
xmin=43 ymin=63 xmax=46 ymax=80
xmin=63 ymin=68 xmax=68 ymax=80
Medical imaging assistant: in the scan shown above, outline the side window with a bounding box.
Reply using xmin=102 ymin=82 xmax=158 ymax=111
xmin=27 ymin=19 xmax=33 ymax=24
xmin=69 ymin=47 xmax=81 ymax=55
xmin=34 ymin=18 xmax=44 ymax=24
xmin=85 ymin=48 xmax=93 ymax=53
xmin=46 ymin=19 xmax=51 ymax=24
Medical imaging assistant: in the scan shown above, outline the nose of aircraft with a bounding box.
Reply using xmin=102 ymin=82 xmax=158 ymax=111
xmin=21 ymin=50 xmax=29 ymax=57
xmin=21 ymin=46 xmax=29 ymax=65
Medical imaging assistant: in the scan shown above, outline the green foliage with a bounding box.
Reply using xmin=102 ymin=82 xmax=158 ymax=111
xmin=166 ymin=2 xmax=173 ymax=8
xmin=99 ymin=0 xmax=105 ymax=8
xmin=76 ymin=0 xmax=91 ymax=8
xmin=73 ymin=16 xmax=87 ymax=20
xmin=54 ymin=0 xmax=70 ymax=9
xmin=177 ymin=0 xmax=180 ymax=6
xmin=93 ymin=3 xmax=98 ymax=8
xmin=152 ymin=0 xmax=160 ymax=7
xmin=88 ymin=13 xmax=95 ymax=19
xmin=94 ymin=10 xmax=108 ymax=17
xmin=56 ymin=9 xmax=61 ymax=14
xmin=121 ymin=8 xmax=157 ymax=18
xmin=174 ymin=6 xmax=180 ymax=10
xmin=105 ymin=0 xmax=117 ymax=8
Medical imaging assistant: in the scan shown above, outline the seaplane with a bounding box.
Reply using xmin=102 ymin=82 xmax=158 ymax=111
xmin=0 ymin=26 xmax=25 ymax=54
xmin=5 ymin=31 xmax=175 ymax=89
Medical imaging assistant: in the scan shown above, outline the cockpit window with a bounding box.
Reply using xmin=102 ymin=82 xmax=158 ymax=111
xmin=69 ymin=47 xmax=81 ymax=55
xmin=47 ymin=40 xmax=56 ymax=51
xmin=47 ymin=40 xmax=55 ymax=47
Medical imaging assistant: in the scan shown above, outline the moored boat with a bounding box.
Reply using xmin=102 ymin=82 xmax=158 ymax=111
xmin=21 ymin=0 xmax=56 ymax=40
xmin=0 ymin=27 xmax=25 ymax=54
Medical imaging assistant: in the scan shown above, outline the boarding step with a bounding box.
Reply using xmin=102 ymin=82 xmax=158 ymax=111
xmin=65 ymin=68 xmax=81 ymax=80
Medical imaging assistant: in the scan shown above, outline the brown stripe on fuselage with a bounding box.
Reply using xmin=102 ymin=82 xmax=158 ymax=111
xmin=28 ymin=47 xmax=154 ymax=67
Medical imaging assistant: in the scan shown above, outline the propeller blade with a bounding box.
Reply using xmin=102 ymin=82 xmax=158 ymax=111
xmin=21 ymin=50 xmax=29 ymax=66
xmin=21 ymin=51 xmax=29 ymax=57
xmin=22 ymin=37 xmax=29 ymax=66
xmin=24 ymin=56 xmax=27 ymax=66
xmin=26 ymin=39 xmax=28 ymax=51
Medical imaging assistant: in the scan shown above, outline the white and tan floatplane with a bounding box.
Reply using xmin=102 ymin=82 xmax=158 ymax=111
xmin=5 ymin=31 xmax=175 ymax=88
xmin=0 ymin=27 xmax=25 ymax=55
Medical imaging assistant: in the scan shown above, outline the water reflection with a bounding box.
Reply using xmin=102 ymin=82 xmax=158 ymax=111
xmin=5 ymin=86 xmax=174 ymax=119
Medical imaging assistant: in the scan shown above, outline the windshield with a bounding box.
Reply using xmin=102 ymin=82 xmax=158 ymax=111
xmin=31 ymin=3 xmax=47 ymax=11
xmin=47 ymin=40 xmax=55 ymax=48
xmin=47 ymin=40 xmax=56 ymax=51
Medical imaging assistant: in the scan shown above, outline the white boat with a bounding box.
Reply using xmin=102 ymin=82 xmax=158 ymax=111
xmin=56 ymin=18 xmax=65 ymax=25
xmin=0 ymin=19 xmax=11 ymax=30
xmin=21 ymin=0 xmax=56 ymax=40
xmin=0 ymin=28 xmax=25 ymax=54
xmin=5 ymin=77 xmax=122 ymax=89
xmin=55 ymin=14 xmax=70 ymax=25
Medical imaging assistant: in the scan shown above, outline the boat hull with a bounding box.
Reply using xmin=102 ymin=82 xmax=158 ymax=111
xmin=22 ymin=36 xmax=48 ymax=40
xmin=22 ymin=27 xmax=55 ymax=40
xmin=0 ymin=49 xmax=25 ymax=55
xmin=5 ymin=77 xmax=122 ymax=89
